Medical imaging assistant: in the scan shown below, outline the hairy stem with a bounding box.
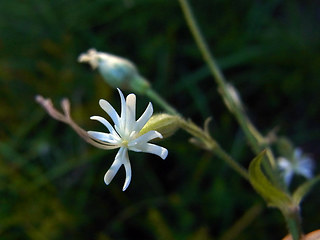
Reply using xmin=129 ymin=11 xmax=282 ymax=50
xmin=179 ymin=118 xmax=249 ymax=181
xmin=177 ymin=0 xmax=304 ymax=238
xmin=177 ymin=0 xmax=281 ymax=188
xmin=145 ymin=88 xmax=249 ymax=180
xmin=177 ymin=0 xmax=272 ymax=160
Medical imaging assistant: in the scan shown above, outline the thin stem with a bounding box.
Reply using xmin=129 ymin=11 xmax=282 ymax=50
xmin=177 ymin=0 xmax=269 ymax=156
xmin=179 ymin=118 xmax=249 ymax=181
xmin=177 ymin=0 xmax=304 ymax=238
xmin=214 ymin=144 xmax=249 ymax=181
xmin=145 ymin=88 xmax=179 ymax=116
xmin=177 ymin=0 xmax=280 ymax=186
xmin=178 ymin=0 xmax=224 ymax=87
xmin=283 ymin=207 xmax=304 ymax=240
xmin=144 ymin=87 xmax=250 ymax=180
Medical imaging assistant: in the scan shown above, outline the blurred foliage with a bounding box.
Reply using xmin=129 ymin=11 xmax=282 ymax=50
xmin=0 ymin=0 xmax=319 ymax=239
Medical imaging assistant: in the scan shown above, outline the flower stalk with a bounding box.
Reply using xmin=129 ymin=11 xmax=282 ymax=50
xmin=177 ymin=0 xmax=267 ymax=152
xmin=176 ymin=0 xmax=304 ymax=238
xmin=178 ymin=118 xmax=249 ymax=181
xmin=145 ymin=88 xmax=179 ymax=116
xmin=177 ymin=0 xmax=281 ymax=196
xmin=282 ymin=206 xmax=304 ymax=240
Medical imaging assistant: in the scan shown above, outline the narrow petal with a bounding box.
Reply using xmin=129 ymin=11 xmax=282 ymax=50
xmin=130 ymin=143 xmax=168 ymax=160
xmin=125 ymin=93 xmax=136 ymax=133
xmin=104 ymin=147 xmax=125 ymax=185
xmin=278 ymin=157 xmax=291 ymax=170
xmin=90 ymin=116 xmax=118 ymax=135
xmin=128 ymin=130 xmax=162 ymax=147
xmin=88 ymin=131 xmax=119 ymax=144
xmin=99 ymin=99 xmax=120 ymax=127
xmin=122 ymin=150 xmax=132 ymax=191
xmin=117 ymin=88 xmax=126 ymax=130
xmin=283 ymin=171 xmax=293 ymax=186
xmin=90 ymin=139 xmax=120 ymax=150
xmin=297 ymin=157 xmax=314 ymax=179
xmin=135 ymin=102 xmax=153 ymax=132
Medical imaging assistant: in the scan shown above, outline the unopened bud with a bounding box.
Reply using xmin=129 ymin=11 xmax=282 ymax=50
xmin=78 ymin=49 xmax=150 ymax=94
xmin=220 ymin=83 xmax=243 ymax=113
xmin=140 ymin=114 xmax=181 ymax=139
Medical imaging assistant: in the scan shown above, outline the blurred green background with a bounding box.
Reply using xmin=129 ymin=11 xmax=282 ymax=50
xmin=1 ymin=0 xmax=319 ymax=239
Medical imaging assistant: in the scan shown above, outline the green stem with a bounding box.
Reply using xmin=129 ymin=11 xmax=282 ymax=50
xmin=177 ymin=0 xmax=304 ymax=238
xmin=214 ymin=144 xmax=249 ymax=181
xmin=145 ymin=88 xmax=179 ymax=116
xmin=177 ymin=0 xmax=269 ymax=155
xmin=146 ymin=87 xmax=249 ymax=180
xmin=145 ymin=87 xmax=249 ymax=180
xmin=283 ymin=207 xmax=303 ymax=240
xmin=177 ymin=0 xmax=279 ymax=183
xmin=179 ymin=118 xmax=249 ymax=181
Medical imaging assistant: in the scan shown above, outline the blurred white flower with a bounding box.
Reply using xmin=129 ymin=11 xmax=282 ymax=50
xmin=88 ymin=88 xmax=168 ymax=191
xmin=278 ymin=148 xmax=314 ymax=185
xmin=78 ymin=49 xmax=150 ymax=94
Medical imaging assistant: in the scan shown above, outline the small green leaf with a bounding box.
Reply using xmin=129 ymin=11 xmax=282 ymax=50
xmin=293 ymin=175 xmax=320 ymax=206
xmin=249 ymin=150 xmax=292 ymax=209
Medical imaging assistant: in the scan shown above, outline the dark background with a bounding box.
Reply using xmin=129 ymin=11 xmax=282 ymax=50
xmin=1 ymin=0 xmax=319 ymax=239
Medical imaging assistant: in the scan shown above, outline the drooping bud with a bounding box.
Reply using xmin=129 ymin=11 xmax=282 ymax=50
xmin=140 ymin=114 xmax=181 ymax=139
xmin=78 ymin=49 xmax=150 ymax=94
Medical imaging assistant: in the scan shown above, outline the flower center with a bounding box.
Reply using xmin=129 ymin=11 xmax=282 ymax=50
xmin=121 ymin=139 xmax=129 ymax=147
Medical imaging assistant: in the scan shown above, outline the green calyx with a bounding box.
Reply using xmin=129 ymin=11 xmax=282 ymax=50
xmin=140 ymin=114 xmax=181 ymax=139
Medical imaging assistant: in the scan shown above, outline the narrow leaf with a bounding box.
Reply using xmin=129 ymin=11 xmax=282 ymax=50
xmin=249 ymin=150 xmax=291 ymax=208
xmin=293 ymin=175 xmax=320 ymax=206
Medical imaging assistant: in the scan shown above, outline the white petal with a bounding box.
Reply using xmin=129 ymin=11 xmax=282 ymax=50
xmin=128 ymin=130 xmax=162 ymax=147
xmin=125 ymin=93 xmax=136 ymax=132
xmin=130 ymin=143 xmax=168 ymax=160
xmin=90 ymin=116 xmax=118 ymax=135
xmin=122 ymin=152 xmax=132 ymax=191
xmin=88 ymin=131 xmax=119 ymax=144
xmin=99 ymin=99 xmax=120 ymax=127
xmin=298 ymin=169 xmax=313 ymax=179
xmin=117 ymin=88 xmax=126 ymax=130
xmin=135 ymin=102 xmax=153 ymax=132
xmin=297 ymin=157 xmax=314 ymax=179
xmin=115 ymin=124 xmax=124 ymax=139
xmin=283 ymin=171 xmax=294 ymax=186
xmin=278 ymin=157 xmax=291 ymax=170
xmin=104 ymin=147 xmax=125 ymax=185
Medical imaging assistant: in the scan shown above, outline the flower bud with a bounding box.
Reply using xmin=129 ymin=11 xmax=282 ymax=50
xmin=140 ymin=114 xmax=181 ymax=139
xmin=220 ymin=83 xmax=243 ymax=113
xmin=78 ymin=49 xmax=150 ymax=94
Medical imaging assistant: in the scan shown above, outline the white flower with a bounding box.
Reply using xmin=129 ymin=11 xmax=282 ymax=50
xmin=88 ymin=88 xmax=168 ymax=191
xmin=278 ymin=148 xmax=314 ymax=185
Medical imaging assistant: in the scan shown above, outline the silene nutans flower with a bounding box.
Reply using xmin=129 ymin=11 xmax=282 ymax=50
xmin=88 ymin=88 xmax=168 ymax=191
xmin=278 ymin=148 xmax=315 ymax=186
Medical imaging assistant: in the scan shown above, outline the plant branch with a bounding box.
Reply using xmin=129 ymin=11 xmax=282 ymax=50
xmin=177 ymin=0 xmax=272 ymax=159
